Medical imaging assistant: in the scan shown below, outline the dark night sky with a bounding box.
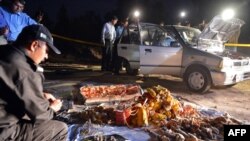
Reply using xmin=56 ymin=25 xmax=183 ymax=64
xmin=25 ymin=0 xmax=118 ymax=20
xmin=22 ymin=0 xmax=250 ymax=42
xmin=24 ymin=0 xmax=249 ymax=23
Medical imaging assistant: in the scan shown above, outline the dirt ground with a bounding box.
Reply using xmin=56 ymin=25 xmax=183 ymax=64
xmin=43 ymin=63 xmax=250 ymax=123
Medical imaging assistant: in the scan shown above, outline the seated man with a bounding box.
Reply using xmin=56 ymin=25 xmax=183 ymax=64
xmin=160 ymin=36 xmax=175 ymax=47
xmin=158 ymin=32 xmax=175 ymax=47
xmin=0 ymin=25 xmax=68 ymax=140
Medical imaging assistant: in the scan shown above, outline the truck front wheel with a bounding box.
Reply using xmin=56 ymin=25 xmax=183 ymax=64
xmin=124 ymin=61 xmax=138 ymax=75
xmin=184 ymin=67 xmax=211 ymax=93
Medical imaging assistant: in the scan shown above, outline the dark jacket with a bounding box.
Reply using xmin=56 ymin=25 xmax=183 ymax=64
xmin=0 ymin=45 xmax=54 ymax=129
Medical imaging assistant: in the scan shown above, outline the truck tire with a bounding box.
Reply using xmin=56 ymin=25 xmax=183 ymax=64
xmin=225 ymin=84 xmax=237 ymax=87
xmin=184 ymin=66 xmax=211 ymax=93
xmin=124 ymin=61 xmax=138 ymax=75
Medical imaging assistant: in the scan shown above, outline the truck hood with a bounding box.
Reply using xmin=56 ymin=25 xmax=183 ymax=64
xmin=196 ymin=15 xmax=245 ymax=53
xmin=198 ymin=15 xmax=245 ymax=42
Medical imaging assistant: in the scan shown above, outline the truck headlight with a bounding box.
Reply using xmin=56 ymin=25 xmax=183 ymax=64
xmin=219 ymin=57 xmax=233 ymax=70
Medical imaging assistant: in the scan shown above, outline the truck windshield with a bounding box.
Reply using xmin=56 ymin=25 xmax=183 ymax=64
xmin=175 ymin=26 xmax=201 ymax=46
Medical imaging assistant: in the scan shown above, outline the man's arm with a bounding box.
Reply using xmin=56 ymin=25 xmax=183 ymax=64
xmin=22 ymin=13 xmax=37 ymax=25
xmin=112 ymin=26 xmax=116 ymax=43
xmin=44 ymin=93 xmax=62 ymax=112
xmin=101 ymin=23 xmax=107 ymax=45
xmin=17 ymin=73 xmax=56 ymax=123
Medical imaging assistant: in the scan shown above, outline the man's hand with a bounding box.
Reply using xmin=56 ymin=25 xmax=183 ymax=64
xmin=0 ymin=26 xmax=9 ymax=36
xmin=44 ymin=93 xmax=62 ymax=112
xmin=49 ymin=99 xmax=62 ymax=112
xmin=44 ymin=92 xmax=56 ymax=102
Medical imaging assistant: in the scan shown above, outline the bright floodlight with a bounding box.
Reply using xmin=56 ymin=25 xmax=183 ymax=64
xmin=134 ymin=10 xmax=140 ymax=18
xmin=222 ymin=9 xmax=235 ymax=20
xmin=180 ymin=11 xmax=186 ymax=18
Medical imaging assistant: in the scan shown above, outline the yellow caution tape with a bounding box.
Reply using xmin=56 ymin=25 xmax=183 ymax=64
xmin=225 ymin=43 xmax=250 ymax=47
xmin=51 ymin=33 xmax=250 ymax=49
xmin=51 ymin=33 xmax=102 ymax=47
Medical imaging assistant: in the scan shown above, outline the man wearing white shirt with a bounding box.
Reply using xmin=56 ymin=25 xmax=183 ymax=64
xmin=101 ymin=15 xmax=118 ymax=71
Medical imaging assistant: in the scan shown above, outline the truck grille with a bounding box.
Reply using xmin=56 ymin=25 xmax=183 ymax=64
xmin=233 ymin=60 xmax=249 ymax=66
xmin=244 ymin=72 xmax=250 ymax=79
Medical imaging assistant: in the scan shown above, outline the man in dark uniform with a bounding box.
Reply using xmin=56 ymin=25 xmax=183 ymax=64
xmin=0 ymin=24 xmax=68 ymax=140
xmin=113 ymin=18 xmax=129 ymax=74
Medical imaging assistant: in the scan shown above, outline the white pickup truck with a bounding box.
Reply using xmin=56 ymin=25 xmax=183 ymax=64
xmin=117 ymin=15 xmax=250 ymax=93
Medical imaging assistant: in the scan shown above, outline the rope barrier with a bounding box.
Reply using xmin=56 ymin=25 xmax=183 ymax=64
xmin=52 ymin=33 xmax=250 ymax=48
xmin=51 ymin=33 xmax=102 ymax=47
xmin=225 ymin=43 xmax=250 ymax=47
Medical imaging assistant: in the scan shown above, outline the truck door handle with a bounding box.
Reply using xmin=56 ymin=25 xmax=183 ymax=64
xmin=121 ymin=46 xmax=127 ymax=50
xmin=145 ymin=49 xmax=152 ymax=52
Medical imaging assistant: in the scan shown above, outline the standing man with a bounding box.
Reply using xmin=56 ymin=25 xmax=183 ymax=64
xmin=113 ymin=18 xmax=129 ymax=74
xmin=34 ymin=10 xmax=44 ymax=24
xmin=116 ymin=18 xmax=128 ymax=39
xmin=101 ymin=15 xmax=118 ymax=71
xmin=0 ymin=0 xmax=37 ymax=44
xmin=198 ymin=19 xmax=207 ymax=31
xmin=0 ymin=24 xmax=68 ymax=140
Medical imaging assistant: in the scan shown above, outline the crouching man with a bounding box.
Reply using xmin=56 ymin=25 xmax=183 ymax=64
xmin=0 ymin=25 xmax=68 ymax=140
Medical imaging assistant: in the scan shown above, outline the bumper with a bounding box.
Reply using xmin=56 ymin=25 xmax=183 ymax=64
xmin=211 ymin=69 xmax=250 ymax=86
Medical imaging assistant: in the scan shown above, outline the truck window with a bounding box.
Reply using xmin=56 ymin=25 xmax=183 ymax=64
xmin=120 ymin=28 xmax=130 ymax=44
xmin=120 ymin=24 xmax=140 ymax=45
xmin=141 ymin=25 xmax=176 ymax=47
xmin=141 ymin=26 xmax=162 ymax=46
xmin=129 ymin=30 xmax=140 ymax=44
xmin=141 ymin=28 xmax=151 ymax=45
